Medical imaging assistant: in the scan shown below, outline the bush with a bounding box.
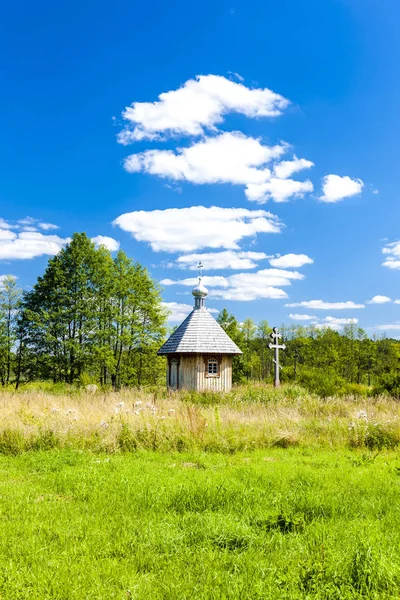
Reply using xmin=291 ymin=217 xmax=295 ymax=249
xmin=340 ymin=382 xmax=369 ymax=399
xmin=298 ymin=369 xmax=346 ymax=398
xmin=373 ymin=372 xmax=400 ymax=399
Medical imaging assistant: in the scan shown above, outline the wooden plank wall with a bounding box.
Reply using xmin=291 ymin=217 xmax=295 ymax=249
xmin=178 ymin=354 xmax=233 ymax=392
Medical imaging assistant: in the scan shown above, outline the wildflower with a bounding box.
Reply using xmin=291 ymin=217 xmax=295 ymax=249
xmin=134 ymin=401 xmax=143 ymax=407
xmin=50 ymin=408 xmax=59 ymax=413
xmin=168 ymin=408 xmax=175 ymax=414
xmin=116 ymin=401 xmax=125 ymax=409
xmin=135 ymin=410 xmax=140 ymax=415
xmin=66 ymin=409 xmax=75 ymax=415
xmin=86 ymin=384 xmax=98 ymax=393
xmin=100 ymin=420 xmax=109 ymax=429
xmin=348 ymin=422 xmax=355 ymax=430
xmin=161 ymin=416 xmax=166 ymax=420
xmin=356 ymin=410 xmax=368 ymax=420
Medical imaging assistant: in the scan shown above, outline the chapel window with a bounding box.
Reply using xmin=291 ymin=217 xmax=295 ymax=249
xmin=207 ymin=359 xmax=218 ymax=375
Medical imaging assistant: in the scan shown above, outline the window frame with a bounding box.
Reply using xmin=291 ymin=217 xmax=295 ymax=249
xmin=206 ymin=358 xmax=220 ymax=378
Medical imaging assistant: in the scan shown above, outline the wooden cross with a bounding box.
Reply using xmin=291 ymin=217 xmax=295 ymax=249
xmin=268 ymin=327 xmax=286 ymax=388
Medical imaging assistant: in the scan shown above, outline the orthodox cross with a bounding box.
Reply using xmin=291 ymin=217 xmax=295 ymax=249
xmin=268 ymin=327 xmax=286 ymax=388
xmin=197 ymin=261 xmax=204 ymax=279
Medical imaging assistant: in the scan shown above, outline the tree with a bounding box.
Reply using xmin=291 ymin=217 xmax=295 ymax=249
xmin=0 ymin=276 xmax=21 ymax=385
xmin=18 ymin=234 xmax=167 ymax=387
xmin=217 ymin=309 xmax=246 ymax=383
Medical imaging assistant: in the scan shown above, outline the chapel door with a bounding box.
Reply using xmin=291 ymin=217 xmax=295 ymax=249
xmin=169 ymin=359 xmax=178 ymax=389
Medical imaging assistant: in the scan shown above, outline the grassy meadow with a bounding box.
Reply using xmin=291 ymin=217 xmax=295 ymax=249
xmin=1 ymin=384 xmax=400 ymax=598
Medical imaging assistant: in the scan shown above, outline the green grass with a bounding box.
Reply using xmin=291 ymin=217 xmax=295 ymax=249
xmin=1 ymin=448 xmax=400 ymax=599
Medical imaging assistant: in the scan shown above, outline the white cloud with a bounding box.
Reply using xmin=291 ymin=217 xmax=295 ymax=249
xmin=366 ymin=295 xmax=392 ymax=304
xmin=289 ymin=313 xmax=316 ymax=321
xmin=382 ymin=241 xmax=400 ymax=269
xmin=123 ymin=131 xmax=314 ymax=203
xmin=162 ymin=302 xmax=218 ymax=322
xmin=16 ymin=217 xmax=59 ymax=231
xmin=269 ymin=253 xmax=313 ymax=269
xmin=125 ymin=130 xmax=288 ymax=189
xmin=162 ymin=268 xmax=303 ymax=302
xmin=0 ymin=230 xmax=69 ymax=260
xmin=17 ymin=217 xmax=36 ymax=226
xmin=319 ymin=174 xmax=364 ymax=203
xmin=394 ymin=300 xmax=400 ymax=305
xmin=0 ymin=219 xmax=119 ymax=260
xmin=273 ymin=156 xmax=314 ymax=179
xmin=162 ymin=302 xmax=192 ymax=322
xmin=173 ymin=250 xmax=269 ymax=270
xmin=118 ymin=74 xmax=289 ymax=142
xmin=285 ymin=300 xmax=365 ymax=310
xmin=315 ymin=317 xmax=358 ymax=331
xmin=0 ymin=219 xmax=13 ymax=230
xmin=374 ymin=322 xmax=400 ymax=331
xmin=113 ymin=205 xmax=282 ymax=253
xmin=92 ymin=236 xmax=120 ymax=252
xmin=39 ymin=222 xmax=59 ymax=231
xmin=245 ymin=177 xmax=313 ymax=203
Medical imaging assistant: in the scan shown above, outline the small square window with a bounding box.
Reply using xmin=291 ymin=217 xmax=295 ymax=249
xmin=207 ymin=359 xmax=218 ymax=375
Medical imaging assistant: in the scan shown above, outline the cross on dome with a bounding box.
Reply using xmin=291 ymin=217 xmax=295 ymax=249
xmin=192 ymin=261 xmax=208 ymax=307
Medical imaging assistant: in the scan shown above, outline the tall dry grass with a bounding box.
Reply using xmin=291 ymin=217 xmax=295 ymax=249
xmin=1 ymin=384 xmax=399 ymax=453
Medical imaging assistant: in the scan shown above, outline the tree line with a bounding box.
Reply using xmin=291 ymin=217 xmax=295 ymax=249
xmin=3 ymin=233 xmax=166 ymax=389
xmin=1 ymin=233 xmax=399 ymax=394
xmin=217 ymin=310 xmax=400 ymax=396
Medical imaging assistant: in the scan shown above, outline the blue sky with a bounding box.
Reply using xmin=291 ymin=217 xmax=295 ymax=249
xmin=1 ymin=0 xmax=400 ymax=333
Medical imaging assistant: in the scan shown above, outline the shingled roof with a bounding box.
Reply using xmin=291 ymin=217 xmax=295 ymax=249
xmin=158 ymin=307 xmax=242 ymax=355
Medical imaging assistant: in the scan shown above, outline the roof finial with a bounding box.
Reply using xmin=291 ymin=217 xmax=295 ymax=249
xmin=197 ymin=261 xmax=204 ymax=281
xmin=192 ymin=261 xmax=208 ymax=308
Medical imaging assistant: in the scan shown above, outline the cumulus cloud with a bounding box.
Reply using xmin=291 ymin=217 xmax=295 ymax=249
xmin=0 ymin=219 xmax=13 ymax=230
xmin=38 ymin=222 xmax=59 ymax=231
xmin=16 ymin=217 xmax=59 ymax=231
xmin=289 ymin=314 xmax=316 ymax=321
xmin=162 ymin=268 xmax=303 ymax=302
xmin=0 ymin=219 xmax=119 ymax=260
xmin=245 ymin=177 xmax=313 ymax=203
xmin=173 ymin=250 xmax=269 ymax=271
xmin=113 ymin=206 xmax=282 ymax=253
xmin=273 ymin=156 xmax=314 ymax=179
xmin=314 ymin=317 xmax=358 ymax=330
xmin=374 ymin=322 xmax=400 ymax=331
xmin=162 ymin=302 xmax=193 ymax=322
xmin=319 ymin=174 xmax=364 ymax=203
xmin=382 ymin=241 xmax=400 ymax=269
xmin=366 ymin=295 xmax=392 ymax=304
xmin=269 ymin=253 xmax=313 ymax=269
xmin=118 ymin=74 xmax=289 ymax=142
xmin=0 ymin=230 xmax=69 ymax=260
xmin=162 ymin=301 xmax=218 ymax=322
xmin=92 ymin=235 xmax=120 ymax=252
xmin=285 ymin=300 xmax=365 ymax=310
xmin=123 ymin=132 xmax=314 ymax=203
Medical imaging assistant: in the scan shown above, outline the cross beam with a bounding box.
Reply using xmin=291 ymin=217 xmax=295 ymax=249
xmin=268 ymin=327 xmax=286 ymax=388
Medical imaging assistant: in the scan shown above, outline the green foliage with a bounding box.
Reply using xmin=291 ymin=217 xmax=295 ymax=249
xmin=298 ymin=368 xmax=347 ymax=398
xmin=373 ymin=372 xmax=400 ymax=398
xmin=17 ymin=233 xmax=166 ymax=388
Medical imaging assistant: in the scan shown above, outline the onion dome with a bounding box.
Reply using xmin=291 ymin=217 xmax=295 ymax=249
xmin=192 ymin=280 xmax=209 ymax=298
